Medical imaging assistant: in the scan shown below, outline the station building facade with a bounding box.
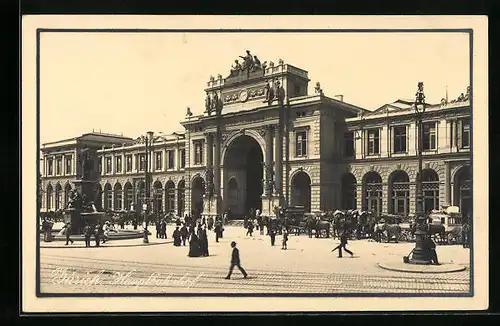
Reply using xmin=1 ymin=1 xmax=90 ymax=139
xmin=40 ymin=57 xmax=472 ymax=219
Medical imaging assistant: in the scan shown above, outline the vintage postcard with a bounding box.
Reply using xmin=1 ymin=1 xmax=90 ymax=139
xmin=21 ymin=15 xmax=488 ymax=313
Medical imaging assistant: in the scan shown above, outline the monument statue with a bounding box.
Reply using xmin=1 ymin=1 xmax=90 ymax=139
xmin=186 ymin=107 xmax=193 ymax=117
xmin=229 ymin=59 xmax=242 ymax=77
xmin=464 ymin=86 xmax=470 ymax=101
xmin=239 ymin=50 xmax=254 ymax=72
xmin=205 ymin=93 xmax=212 ymax=113
xmin=212 ymin=92 xmax=222 ymax=114
xmin=314 ymin=82 xmax=324 ymax=95
xmin=252 ymin=55 xmax=262 ymax=71
xmin=263 ymin=80 xmax=273 ymax=105
xmin=79 ymin=148 xmax=94 ymax=180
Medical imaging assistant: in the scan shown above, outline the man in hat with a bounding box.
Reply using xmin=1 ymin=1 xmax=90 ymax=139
xmin=180 ymin=223 xmax=188 ymax=246
xmin=225 ymin=241 xmax=248 ymax=279
xmin=83 ymin=222 xmax=92 ymax=248
xmin=332 ymin=231 xmax=354 ymax=258
xmin=64 ymin=221 xmax=74 ymax=245
xmin=161 ymin=218 xmax=167 ymax=239
xmin=172 ymin=226 xmax=182 ymax=246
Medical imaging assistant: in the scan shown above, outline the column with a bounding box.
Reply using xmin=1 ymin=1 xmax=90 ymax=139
xmin=444 ymin=162 xmax=451 ymax=206
xmin=205 ymin=133 xmax=214 ymax=196
xmin=274 ymin=123 xmax=283 ymax=198
xmin=264 ymin=125 xmax=274 ymax=195
xmin=214 ymin=131 xmax=221 ymax=197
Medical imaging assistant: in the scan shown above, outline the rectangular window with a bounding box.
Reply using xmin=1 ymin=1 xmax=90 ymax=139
xmin=47 ymin=159 xmax=53 ymax=176
xmin=194 ymin=141 xmax=203 ymax=165
xmin=461 ymin=119 xmax=470 ymax=148
xmin=167 ymin=150 xmax=175 ymax=169
xmin=295 ymin=131 xmax=307 ymax=157
xmin=125 ymin=155 xmax=132 ymax=172
xmin=367 ymin=129 xmax=380 ymax=155
xmin=115 ymin=156 xmax=122 ymax=173
xmin=180 ymin=149 xmax=186 ymax=168
xmin=139 ymin=154 xmax=146 ymax=171
xmin=155 ymin=152 xmax=163 ymax=171
xmin=55 ymin=158 xmax=62 ymax=175
xmin=105 ymin=157 xmax=112 ymax=174
xmin=344 ymin=132 xmax=355 ymax=157
xmin=393 ymin=126 xmax=407 ymax=154
xmin=423 ymin=122 xmax=437 ymax=151
xmin=65 ymin=156 xmax=72 ymax=174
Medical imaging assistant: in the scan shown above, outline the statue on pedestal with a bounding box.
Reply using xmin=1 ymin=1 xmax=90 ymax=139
xmin=263 ymin=80 xmax=274 ymax=105
xmin=239 ymin=50 xmax=254 ymax=72
xmin=205 ymin=93 xmax=212 ymax=114
xmin=252 ymin=56 xmax=262 ymax=71
xmin=314 ymin=82 xmax=324 ymax=96
xmin=79 ymin=149 xmax=94 ymax=180
xmin=229 ymin=60 xmax=242 ymax=77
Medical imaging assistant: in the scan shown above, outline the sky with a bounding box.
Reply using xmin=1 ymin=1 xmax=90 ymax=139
xmin=40 ymin=32 xmax=470 ymax=144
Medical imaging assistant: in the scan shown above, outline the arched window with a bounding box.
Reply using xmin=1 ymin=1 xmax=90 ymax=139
xmin=54 ymin=184 xmax=62 ymax=210
xmin=46 ymin=184 xmax=53 ymax=210
xmin=341 ymin=173 xmax=357 ymax=210
xmin=64 ymin=183 xmax=72 ymax=208
xmin=136 ymin=181 xmax=145 ymax=211
xmin=165 ymin=180 xmax=176 ymax=213
xmin=114 ymin=183 xmax=123 ymax=211
xmin=454 ymin=166 xmax=472 ymax=220
xmin=191 ymin=176 xmax=205 ymax=216
xmin=388 ymin=170 xmax=410 ymax=216
xmin=362 ymin=172 xmax=382 ymax=215
xmin=123 ymin=182 xmax=133 ymax=210
xmin=153 ymin=181 xmax=163 ymax=216
xmin=177 ymin=180 xmax=185 ymax=217
xmin=421 ymin=169 xmax=439 ymax=213
xmin=104 ymin=183 xmax=112 ymax=211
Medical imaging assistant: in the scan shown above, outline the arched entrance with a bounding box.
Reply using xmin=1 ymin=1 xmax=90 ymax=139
xmin=223 ymin=135 xmax=264 ymax=218
xmin=291 ymin=171 xmax=311 ymax=212
xmin=341 ymin=173 xmax=357 ymax=210
xmin=165 ymin=180 xmax=176 ymax=214
xmin=454 ymin=166 xmax=471 ymax=219
xmin=123 ymin=182 xmax=132 ymax=210
xmin=64 ymin=183 xmax=72 ymax=208
xmin=420 ymin=169 xmax=439 ymax=214
xmin=191 ymin=176 xmax=205 ymax=217
xmin=114 ymin=183 xmax=122 ymax=211
xmin=153 ymin=181 xmax=163 ymax=217
xmin=177 ymin=180 xmax=186 ymax=217
xmin=103 ymin=183 xmax=112 ymax=211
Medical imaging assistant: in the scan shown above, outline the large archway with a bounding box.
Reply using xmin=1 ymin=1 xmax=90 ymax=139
xmin=165 ymin=180 xmax=176 ymax=214
xmin=191 ymin=176 xmax=205 ymax=217
xmin=362 ymin=171 xmax=382 ymax=215
xmin=388 ymin=170 xmax=410 ymax=216
xmin=223 ymin=135 xmax=264 ymax=218
xmin=153 ymin=181 xmax=163 ymax=217
xmin=291 ymin=171 xmax=312 ymax=212
xmin=341 ymin=173 xmax=357 ymax=210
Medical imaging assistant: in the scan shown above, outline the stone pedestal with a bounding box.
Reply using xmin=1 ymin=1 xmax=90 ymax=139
xmin=202 ymin=195 xmax=222 ymax=218
xmin=261 ymin=194 xmax=281 ymax=217
xmin=72 ymin=179 xmax=99 ymax=203
xmin=63 ymin=208 xmax=83 ymax=235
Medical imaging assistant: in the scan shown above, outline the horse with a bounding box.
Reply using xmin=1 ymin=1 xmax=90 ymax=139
xmin=379 ymin=223 xmax=402 ymax=243
xmin=312 ymin=218 xmax=331 ymax=238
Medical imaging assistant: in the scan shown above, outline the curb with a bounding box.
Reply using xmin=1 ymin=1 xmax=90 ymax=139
xmin=377 ymin=262 xmax=467 ymax=274
xmin=41 ymin=239 xmax=173 ymax=249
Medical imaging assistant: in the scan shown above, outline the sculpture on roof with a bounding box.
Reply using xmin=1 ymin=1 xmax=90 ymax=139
xmin=314 ymin=82 xmax=323 ymax=96
xmin=229 ymin=59 xmax=242 ymax=77
xmin=263 ymin=80 xmax=274 ymax=105
xmin=252 ymin=56 xmax=262 ymax=71
xmin=239 ymin=50 xmax=254 ymax=72
xmin=205 ymin=93 xmax=212 ymax=114
xmin=186 ymin=107 xmax=193 ymax=118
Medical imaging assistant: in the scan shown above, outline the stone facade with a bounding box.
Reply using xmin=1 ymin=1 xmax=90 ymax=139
xmin=41 ymin=58 xmax=472 ymax=219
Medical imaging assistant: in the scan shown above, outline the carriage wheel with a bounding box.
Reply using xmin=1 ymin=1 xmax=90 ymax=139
xmin=447 ymin=233 xmax=455 ymax=245
xmin=399 ymin=233 xmax=408 ymax=242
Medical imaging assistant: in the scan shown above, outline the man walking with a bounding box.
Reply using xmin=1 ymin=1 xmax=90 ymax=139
xmin=214 ymin=221 xmax=222 ymax=243
xmin=332 ymin=231 xmax=354 ymax=258
xmin=64 ymin=222 xmax=74 ymax=245
xmin=155 ymin=220 xmax=161 ymax=239
xmin=180 ymin=223 xmax=188 ymax=246
xmin=225 ymin=241 xmax=248 ymax=279
xmin=281 ymin=228 xmax=288 ymax=250
xmin=83 ymin=222 xmax=92 ymax=248
xmin=269 ymin=228 xmax=276 ymax=246
xmin=161 ymin=219 xmax=167 ymax=239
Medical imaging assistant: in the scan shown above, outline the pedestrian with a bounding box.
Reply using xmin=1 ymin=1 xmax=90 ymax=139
xmin=246 ymin=220 xmax=254 ymax=236
xmin=462 ymin=220 xmax=470 ymax=248
xmin=94 ymin=222 xmax=102 ymax=247
xmin=173 ymin=226 xmax=182 ymax=246
xmin=214 ymin=221 xmax=222 ymax=243
xmin=155 ymin=220 xmax=161 ymax=239
xmin=83 ymin=222 xmax=92 ymax=247
xmin=188 ymin=232 xmax=201 ymax=257
xmin=132 ymin=219 xmax=138 ymax=230
xmin=225 ymin=241 xmax=248 ymax=279
xmin=180 ymin=223 xmax=188 ymax=246
xmin=161 ymin=219 xmax=167 ymax=239
xmin=269 ymin=228 xmax=276 ymax=246
xmin=281 ymin=228 xmax=288 ymax=250
xmin=331 ymin=231 xmax=354 ymax=258
xmin=64 ymin=222 xmax=74 ymax=245
xmin=200 ymin=226 xmax=209 ymax=257
xmin=102 ymin=221 xmax=110 ymax=244
xmin=425 ymin=236 xmax=440 ymax=265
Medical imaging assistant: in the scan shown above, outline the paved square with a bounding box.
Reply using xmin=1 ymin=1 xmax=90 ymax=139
xmin=40 ymin=225 xmax=471 ymax=294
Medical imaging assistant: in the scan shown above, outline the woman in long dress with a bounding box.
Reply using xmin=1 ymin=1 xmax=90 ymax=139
xmin=188 ymin=232 xmax=201 ymax=257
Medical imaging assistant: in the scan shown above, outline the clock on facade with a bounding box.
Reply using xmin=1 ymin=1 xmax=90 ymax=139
xmin=239 ymin=89 xmax=249 ymax=102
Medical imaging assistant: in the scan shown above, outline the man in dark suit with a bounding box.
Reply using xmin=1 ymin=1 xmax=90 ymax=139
xmin=225 ymin=241 xmax=248 ymax=279
xmin=83 ymin=222 xmax=92 ymax=247
xmin=332 ymin=231 xmax=354 ymax=258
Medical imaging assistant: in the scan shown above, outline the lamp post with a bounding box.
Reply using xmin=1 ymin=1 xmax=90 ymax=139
xmin=186 ymin=108 xmax=193 ymax=219
xmin=407 ymin=81 xmax=432 ymax=265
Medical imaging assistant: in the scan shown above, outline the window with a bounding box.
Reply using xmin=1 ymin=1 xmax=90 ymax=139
xmin=47 ymin=159 xmax=53 ymax=176
xmin=65 ymin=156 xmax=72 ymax=174
xmin=194 ymin=141 xmax=203 ymax=165
xmin=295 ymin=131 xmax=307 ymax=157
xmin=343 ymin=132 xmax=355 ymax=157
xmin=393 ymin=126 xmax=407 ymax=154
xmin=155 ymin=152 xmax=163 ymax=171
xmin=167 ymin=150 xmax=175 ymax=169
xmin=115 ymin=156 xmax=122 ymax=173
xmin=139 ymin=154 xmax=146 ymax=171
xmin=55 ymin=158 xmax=62 ymax=175
xmin=105 ymin=157 xmax=112 ymax=174
xmin=423 ymin=122 xmax=437 ymax=151
xmin=367 ymin=129 xmax=380 ymax=155
xmin=114 ymin=186 xmax=122 ymax=210
xmin=461 ymin=119 xmax=470 ymax=148
xmin=180 ymin=149 xmax=186 ymax=168
xmin=125 ymin=155 xmax=132 ymax=172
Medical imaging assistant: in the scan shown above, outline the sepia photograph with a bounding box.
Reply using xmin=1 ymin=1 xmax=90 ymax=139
xmin=21 ymin=15 xmax=488 ymax=312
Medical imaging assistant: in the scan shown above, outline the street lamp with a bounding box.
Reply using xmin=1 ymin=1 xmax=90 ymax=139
xmin=407 ymin=81 xmax=433 ymax=265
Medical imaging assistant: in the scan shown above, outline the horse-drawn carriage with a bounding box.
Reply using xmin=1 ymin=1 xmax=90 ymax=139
xmin=427 ymin=206 xmax=463 ymax=245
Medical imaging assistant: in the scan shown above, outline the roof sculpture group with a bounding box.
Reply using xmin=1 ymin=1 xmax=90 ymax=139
xmin=228 ymin=50 xmax=266 ymax=78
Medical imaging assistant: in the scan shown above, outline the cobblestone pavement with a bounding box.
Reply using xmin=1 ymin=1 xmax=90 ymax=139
xmin=40 ymin=226 xmax=471 ymax=294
